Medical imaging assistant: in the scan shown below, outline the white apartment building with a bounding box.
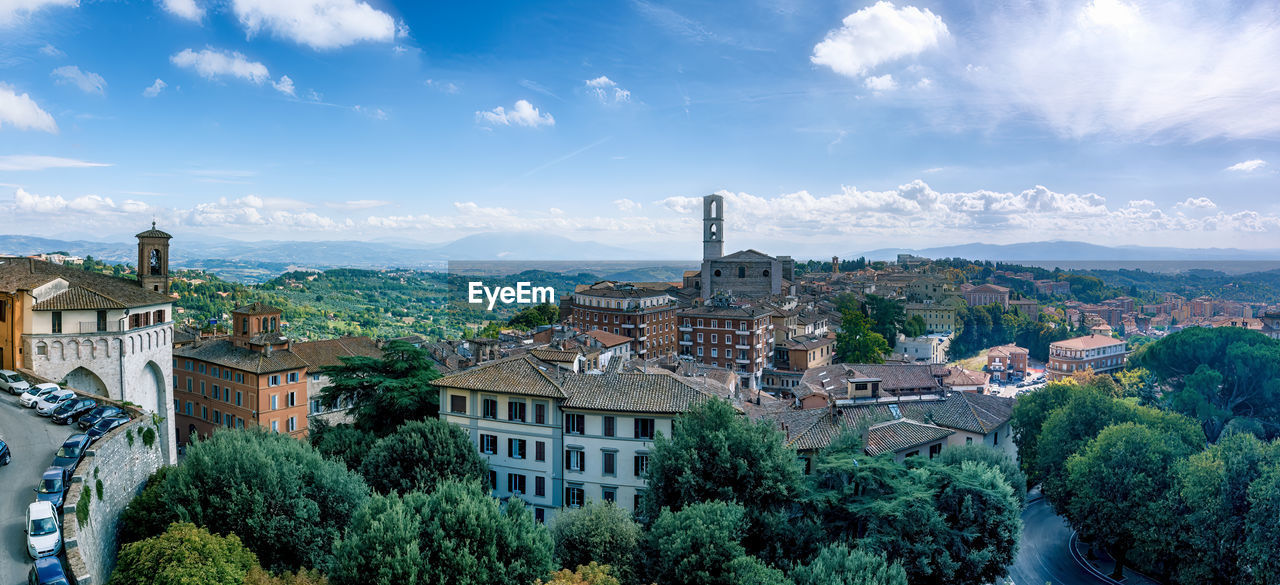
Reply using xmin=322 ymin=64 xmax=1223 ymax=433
xmin=434 ymin=355 xmax=711 ymax=522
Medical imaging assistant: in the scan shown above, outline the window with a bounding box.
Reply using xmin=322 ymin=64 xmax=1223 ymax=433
xmin=929 ymin=443 xmax=942 ymax=458
xmin=711 ymin=348 xmax=718 ymax=358
xmin=488 ymin=470 xmax=497 ymax=491
xmin=535 ymin=441 xmax=546 ymax=462
xmin=535 ymin=476 xmax=546 ymax=497
xmin=602 ymin=487 xmax=617 ymax=503
xmin=480 ymin=434 xmax=498 ymax=454
xmin=602 ymin=451 xmax=616 ymax=476
xmin=994 ymin=431 xmax=999 ymax=446
xmin=186 ymin=378 xmax=193 ymax=391
xmin=966 ymin=437 xmax=973 ymax=445
xmin=508 ymin=400 xmax=526 ymax=422
xmin=696 ymin=333 xmax=703 ymax=342
xmin=482 ymin=398 xmax=498 ymax=419
xmin=711 ymin=334 xmax=718 ymax=343
xmin=271 ymin=420 xmax=279 ymax=432
xmin=200 ymin=381 xmax=206 ymax=395
xmin=507 ymin=473 xmax=527 ymax=495
xmin=566 ymin=449 xmax=585 ymax=472
xmin=603 ymin=416 xmax=616 ymax=437
xmin=535 ymin=508 xmax=545 ymax=523
xmin=566 ymin=486 xmax=585 ymax=508
xmin=564 ymin=413 xmax=585 ymax=435
xmin=288 ymin=372 xmax=298 ymax=383
xmin=270 ymin=395 xmax=278 ymax=410
xmin=287 ymin=416 xmax=297 ymax=432
xmin=635 ymin=418 xmax=656 ymax=440
xmin=212 ymin=366 xmax=220 ymax=378
xmin=311 ymin=399 xmax=322 ymax=414
xmin=509 ymin=438 xmax=526 ymax=459
xmin=534 ymin=403 xmax=547 ymax=424
xmin=96 ymin=310 xmax=107 ymax=332
xmin=199 ymin=363 xmax=206 ymax=374
xmin=235 ymin=392 xmax=242 ymax=407
xmin=236 ymin=373 xmax=244 ymax=383
xmin=269 ymin=375 xmax=280 ymax=386
xmin=213 ymin=410 xmax=221 ymax=424
xmin=212 ymin=385 xmax=220 ymax=400
xmin=185 ymin=360 xmax=193 ymax=371
xmin=288 ymin=392 xmax=296 ymax=407
xmin=634 ymin=454 xmax=650 ymax=477
xmin=450 ymin=395 xmax=467 ymax=414
xmin=697 ymin=347 xmax=703 ymax=357
xmin=51 ymin=311 xmax=62 ymax=333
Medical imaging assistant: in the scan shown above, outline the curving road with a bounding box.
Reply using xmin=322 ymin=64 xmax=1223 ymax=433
xmin=1005 ymin=498 xmax=1103 ymax=585
xmin=0 ymin=391 xmax=77 ymax=585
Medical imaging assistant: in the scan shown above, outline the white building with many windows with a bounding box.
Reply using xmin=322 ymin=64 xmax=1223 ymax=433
xmin=433 ymin=355 xmax=712 ymax=522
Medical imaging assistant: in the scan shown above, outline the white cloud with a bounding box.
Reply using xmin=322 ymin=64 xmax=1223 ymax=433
xmin=585 ymin=76 xmax=632 ymax=104
xmin=171 ymin=48 xmax=270 ymax=84
xmin=230 ymin=0 xmax=396 ymax=50
xmin=476 ymin=99 xmax=555 ymax=128
xmin=271 ymin=74 xmax=295 ymax=96
xmin=1175 ymin=196 xmax=1217 ymax=210
xmin=0 ymin=155 xmax=110 ymax=171
xmin=914 ymin=77 xmax=933 ymax=90
xmin=142 ymin=78 xmax=167 ymax=97
xmin=426 ymin=79 xmax=460 ymax=94
xmin=12 ymin=187 xmax=145 ymax=215
xmin=965 ymin=0 xmax=1280 ymax=140
xmin=1226 ymin=159 xmax=1267 ymax=173
xmin=160 ymin=0 xmax=203 ymax=21
xmin=0 ymin=83 xmax=57 ymax=133
xmin=353 ymin=105 xmax=388 ymax=119
xmin=0 ymin=0 xmax=76 ymax=25
xmin=864 ymin=74 xmax=897 ymax=91
xmin=38 ymin=44 xmax=63 ymax=57
xmin=614 ymin=198 xmax=641 ymax=212
xmin=51 ymin=65 xmax=106 ymax=95
xmin=811 ymin=1 xmax=949 ymax=77
xmin=326 ymin=199 xmax=390 ymax=210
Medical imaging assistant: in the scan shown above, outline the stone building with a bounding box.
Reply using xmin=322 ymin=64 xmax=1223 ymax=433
xmin=0 ymin=225 xmax=177 ymax=463
xmin=690 ymin=194 xmax=794 ymax=298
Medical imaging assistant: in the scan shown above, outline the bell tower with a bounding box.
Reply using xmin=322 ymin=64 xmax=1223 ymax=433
xmin=136 ymin=221 xmax=172 ymax=294
xmin=702 ymin=193 xmax=724 ymax=261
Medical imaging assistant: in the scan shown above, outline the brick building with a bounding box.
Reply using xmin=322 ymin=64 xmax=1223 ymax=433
xmin=172 ymin=303 xmax=309 ymax=444
xmin=986 ymin=344 xmax=1028 ymax=382
xmin=568 ymin=283 xmax=679 ymax=360
xmin=1046 ymin=334 xmax=1127 ymax=381
xmin=677 ymin=302 xmax=774 ymax=389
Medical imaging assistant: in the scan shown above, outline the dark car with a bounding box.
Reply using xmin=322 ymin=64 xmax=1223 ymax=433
xmin=78 ymin=405 xmax=124 ymax=430
xmin=50 ymin=398 xmax=98 ymax=425
xmin=85 ymin=415 xmax=130 ymax=443
xmin=33 ymin=467 xmax=66 ymax=509
xmin=50 ymin=434 xmax=90 ymax=480
xmin=1 ymin=438 xmax=10 ymax=466
xmin=28 ymin=556 xmax=70 ymax=585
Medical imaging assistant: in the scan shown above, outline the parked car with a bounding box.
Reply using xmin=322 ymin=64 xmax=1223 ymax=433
xmin=33 ymin=467 xmax=66 ymax=509
xmin=28 ymin=556 xmax=71 ymax=585
xmin=35 ymin=389 xmax=77 ymax=416
xmin=20 ymin=383 xmax=60 ymax=408
xmin=78 ymin=405 xmax=125 ymax=430
xmin=50 ymin=434 xmax=90 ymax=480
xmin=51 ymin=398 xmax=98 ymax=425
xmin=25 ymin=501 xmax=61 ymax=559
xmin=86 ymin=415 xmax=130 ymax=443
xmin=1 ymin=438 xmax=10 ymax=466
xmin=1 ymin=369 xmax=30 ymax=395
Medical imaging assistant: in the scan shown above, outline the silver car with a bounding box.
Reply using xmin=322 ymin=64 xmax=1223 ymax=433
xmin=0 ymin=369 xmax=29 ymax=395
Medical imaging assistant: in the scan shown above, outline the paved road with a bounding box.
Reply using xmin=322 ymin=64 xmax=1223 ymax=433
xmin=0 ymin=391 xmax=77 ymax=585
xmin=1006 ymin=498 xmax=1102 ymax=585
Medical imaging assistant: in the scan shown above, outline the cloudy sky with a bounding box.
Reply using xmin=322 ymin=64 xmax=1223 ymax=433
xmin=1 ymin=0 xmax=1277 ymax=258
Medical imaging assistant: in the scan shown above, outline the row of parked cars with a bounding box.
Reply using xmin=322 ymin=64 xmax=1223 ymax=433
xmin=2 ymin=369 xmax=132 ymax=585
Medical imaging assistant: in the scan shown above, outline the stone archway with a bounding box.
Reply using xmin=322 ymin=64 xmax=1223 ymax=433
xmin=64 ymin=366 xmax=110 ymax=397
xmin=130 ymin=360 xmax=166 ymax=414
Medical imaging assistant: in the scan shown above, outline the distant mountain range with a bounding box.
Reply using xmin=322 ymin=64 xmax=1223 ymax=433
xmin=855 ymin=241 xmax=1280 ymax=262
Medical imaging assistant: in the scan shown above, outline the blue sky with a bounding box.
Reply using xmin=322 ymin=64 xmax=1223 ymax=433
xmin=0 ymin=0 xmax=1278 ymax=258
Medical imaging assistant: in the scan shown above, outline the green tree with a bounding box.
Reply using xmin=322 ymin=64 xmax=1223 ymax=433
xmin=864 ymin=295 xmax=906 ymax=347
xmin=1244 ymin=464 xmax=1280 ymax=585
xmin=141 ymin=429 xmax=369 ymax=571
xmin=643 ymin=501 xmax=788 ymax=585
xmin=535 ymin=563 xmax=620 ymax=585
xmin=509 ymin=303 xmax=559 ymax=329
xmin=117 ymin=466 xmax=177 ymax=546
xmin=330 ymin=481 xmax=554 ymax=585
xmin=790 ymin=543 xmax=907 ymax=585
xmin=1036 ymin=389 xmax=1136 ymax=515
xmin=835 ymin=310 xmax=889 ymax=364
xmin=902 ymin=315 xmax=927 ymax=338
xmin=548 ymin=501 xmax=641 ymax=584
xmin=937 ymin=443 xmax=1028 ymax=506
xmin=1009 ymin=381 xmax=1088 ymax=486
xmin=319 ymin=340 xmax=443 ymax=436
xmin=1169 ymin=432 xmax=1279 ymax=585
xmin=110 ymin=523 xmax=259 ymax=585
xmin=358 ymin=419 xmax=488 ymax=494
xmin=309 ymin=421 xmax=378 ymax=471
xmin=1066 ymin=423 xmax=1202 ymax=579
xmin=929 ymin=461 xmax=1022 ymax=585
xmin=639 ymin=399 xmax=804 ymax=558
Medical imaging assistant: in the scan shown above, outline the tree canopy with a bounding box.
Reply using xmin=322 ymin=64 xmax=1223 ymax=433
xmin=549 ymin=501 xmax=641 ymax=584
xmin=358 ymin=418 xmax=488 ymax=494
xmin=319 ymin=339 xmax=442 ymax=436
xmin=110 ymin=523 xmax=259 ymax=585
xmin=836 ymin=309 xmax=889 ymax=364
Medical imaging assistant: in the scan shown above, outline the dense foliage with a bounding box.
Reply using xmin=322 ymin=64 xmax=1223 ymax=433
xmin=110 ymin=523 xmax=260 ymax=585
xmin=835 ymin=309 xmax=889 ymax=364
xmin=548 ymin=501 xmax=642 ymax=584
xmin=358 ymin=419 xmax=488 ymax=494
xmin=319 ymin=340 xmax=442 ymax=436
xmin=329 ymin=481 xmax=555 ymax=585
xmin=789 ymin=544 xmax=907 ymax=585
xmin=642 ymin=502 xmax=790 ymax=585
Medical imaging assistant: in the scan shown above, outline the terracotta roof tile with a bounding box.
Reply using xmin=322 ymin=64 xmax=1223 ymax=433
xmin=174 ymin=339 xmax=309 ymax=374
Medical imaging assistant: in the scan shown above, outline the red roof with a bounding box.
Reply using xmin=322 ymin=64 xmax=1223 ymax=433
xmin=585 ymin=329 xmax=633 ymax=348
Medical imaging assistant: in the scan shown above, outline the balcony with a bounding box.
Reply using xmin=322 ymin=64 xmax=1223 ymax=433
xmin=621 ymin=324 xmax=635 ymax=329
xmin=735 ymin=344 xmax=750 ymax=350
xmin=77 ymin=321 xmax=123 ymax=333
xmin=678 ymin=326 xmax=692 ymax=332
xmin=736 ymin=358 xmax=750 ymax=364
xmin=678 ymin=340 xmax=693 ymax=346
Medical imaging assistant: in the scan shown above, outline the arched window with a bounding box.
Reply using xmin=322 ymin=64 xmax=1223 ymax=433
xmin=708 ymin=224 xmax=718 ymax=240
xmin=149 ymin=249 xmax=162 ymax=275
